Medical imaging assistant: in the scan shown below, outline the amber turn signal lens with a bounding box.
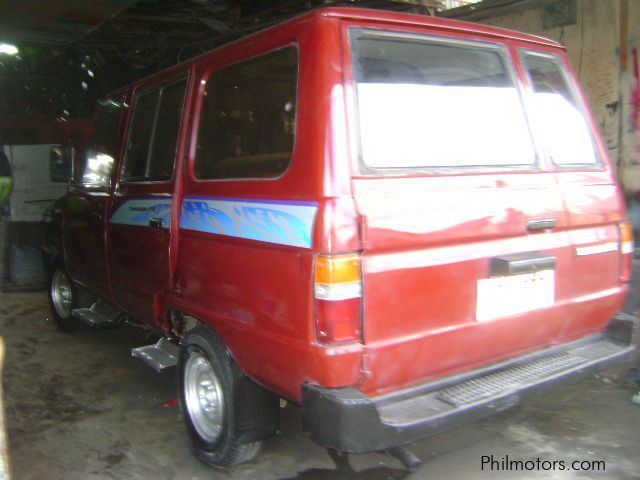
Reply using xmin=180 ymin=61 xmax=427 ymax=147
xmin=620 ymin=222 xmax=633 ymax=244
xmin=315 ymin=253 xmax=361 ymax=285
xmin=619 ymin=220 xmax=634 ymax=283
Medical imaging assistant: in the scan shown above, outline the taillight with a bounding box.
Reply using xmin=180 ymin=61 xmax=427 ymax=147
xmin=619 ymin=220 xmax=634 ymax=283
xmin=314 ymin=253 xmax=362 ymax=344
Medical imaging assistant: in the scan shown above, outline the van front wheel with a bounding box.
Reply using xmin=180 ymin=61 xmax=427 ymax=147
xmin=178 ymin=326 xmax=264 ymax=466
xmin=48 ymin=265 xmax=81 ymax=332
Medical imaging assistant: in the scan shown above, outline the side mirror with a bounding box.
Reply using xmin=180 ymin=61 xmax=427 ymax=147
xmin=49 ymin=145 xmax=74 ymax=182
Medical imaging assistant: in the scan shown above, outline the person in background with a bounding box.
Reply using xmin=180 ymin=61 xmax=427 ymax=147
xmin=0 ymin=148 xmax=11 ymax=210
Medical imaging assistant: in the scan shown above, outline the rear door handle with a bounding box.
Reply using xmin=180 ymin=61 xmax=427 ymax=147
xmin=527 ymin=219 xmax=556 ymax=232
xmin=149 ymin=217 xmax=164 ymax=230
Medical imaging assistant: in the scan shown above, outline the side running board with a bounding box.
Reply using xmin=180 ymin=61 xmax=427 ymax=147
xmin=131 ymin=337 xmax=179 ymax=373
xmin=72 ymin=300 xmax=121 ymax=329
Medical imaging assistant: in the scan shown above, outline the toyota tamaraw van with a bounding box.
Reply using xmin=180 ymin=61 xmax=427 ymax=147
xmin=43 ymin=7 xmax=638 ymax=468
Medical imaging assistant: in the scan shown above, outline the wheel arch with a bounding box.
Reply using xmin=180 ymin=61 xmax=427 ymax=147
xmin=178 ymin=323 xmax=281 ymax=461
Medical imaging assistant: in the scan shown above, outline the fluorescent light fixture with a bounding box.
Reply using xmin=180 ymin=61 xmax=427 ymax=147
xmin=0 ymin=43 xmax=18 ymax=55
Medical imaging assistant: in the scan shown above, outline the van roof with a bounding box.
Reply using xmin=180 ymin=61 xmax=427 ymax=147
xmin=316 ymin=7 xmax=562 ymax=48
xmin=104 ymin=6 xmax=561 ymax=100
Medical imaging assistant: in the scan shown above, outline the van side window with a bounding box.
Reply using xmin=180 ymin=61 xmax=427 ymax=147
xmin=351 ymin=30 xmax=536 ymax=173
xmin=122 ymin=78 xmax=187 ymax=182
xmin=195 ymin=47 xmax=298 ymax=180
xmin=124 ymin=90 xmax=158 ymax=180
xmin=80 ymin=99 xmax=126 ymax=188
xmin=521 ymin=52 xmax=598 ymax=167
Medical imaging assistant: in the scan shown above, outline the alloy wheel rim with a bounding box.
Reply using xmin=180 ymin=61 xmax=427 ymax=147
xmin=51 ymin=270 xmax=73 ymax=318
xmin=184 ymin=351 xmax=225 ymax=443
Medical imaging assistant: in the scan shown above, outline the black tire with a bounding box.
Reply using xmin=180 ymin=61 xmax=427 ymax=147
xmin=178 ymin=325 xmax=265 ymax=466
xmin=48 ymin=261 xmax=81 ymax=332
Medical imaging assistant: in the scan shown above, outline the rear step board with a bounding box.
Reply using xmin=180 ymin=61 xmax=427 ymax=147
xmin=436 ymin=351 xmax=584 ymax=407
xmin=131 ymin=338 xmax=179 ymax=373
xmin=72 ymin=302 xmax=120 ymax=328
xmin=377 ymin=336 xmax=632 ymax=426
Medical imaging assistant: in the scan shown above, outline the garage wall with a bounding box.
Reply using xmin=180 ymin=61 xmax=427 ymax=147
xmin=622 ymin=2 xmax=640 ymax=195
xmin=449 ymin=0 xmax=640 ymax=196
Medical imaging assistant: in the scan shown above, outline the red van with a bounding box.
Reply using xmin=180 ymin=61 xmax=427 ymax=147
xmin=44 ymin=7 xmax=638 ymax=467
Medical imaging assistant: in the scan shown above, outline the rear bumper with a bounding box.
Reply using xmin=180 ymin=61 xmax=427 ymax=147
xmin=301 ymin=313 xmax=638 ymax=453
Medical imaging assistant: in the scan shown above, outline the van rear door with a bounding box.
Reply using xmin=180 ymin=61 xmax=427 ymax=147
xmin=345 ymin=28 xmax=603 ymax=396
xmin=518 ymin=49 xmax=629 ymax=341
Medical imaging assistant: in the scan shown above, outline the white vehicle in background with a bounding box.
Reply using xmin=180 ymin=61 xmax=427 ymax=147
xmin=1 ymin=145 xmax=69 ymax=222
xmin=0 ymin=144 xmax=71 ymax=289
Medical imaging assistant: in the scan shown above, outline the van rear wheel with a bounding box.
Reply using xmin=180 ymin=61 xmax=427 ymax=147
xmin=178 ymin=325 xmax=264 ymax=466
xmin=48 ymin=264 xmax=81 ymax=332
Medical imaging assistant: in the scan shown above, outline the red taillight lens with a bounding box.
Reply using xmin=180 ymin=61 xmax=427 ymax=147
xmin=314 ymin=253 xmax=362 ymax=345
xmin=619 ymin=221 xmax=634 ymax=283
xmin=316 ymin=297 xmax=361 ymax=344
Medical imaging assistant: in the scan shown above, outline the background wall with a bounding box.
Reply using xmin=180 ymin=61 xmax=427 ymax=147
xmin=621 ymin=2 xmax=640 ymax=196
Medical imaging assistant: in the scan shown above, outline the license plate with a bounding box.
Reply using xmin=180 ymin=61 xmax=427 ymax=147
xmin=476 ymin=270 xmax=555 ymax=322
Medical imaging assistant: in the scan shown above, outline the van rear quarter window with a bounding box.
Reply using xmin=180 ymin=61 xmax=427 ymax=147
xmin=195 ymin=47 xmax=298 ymax=180
xmin=521 ymin=51 xmax=599 ymax=167
xmin=350 ymin=29 xmax=536 ymax=173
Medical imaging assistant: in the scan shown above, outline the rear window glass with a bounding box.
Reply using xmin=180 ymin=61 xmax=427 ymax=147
xmin=195 ymin=47 xmax=298 ymax=180
xmin=351 ymin=30 xmax=536 ymax=173
xmin=521 ymin=51 xmax=598 ymax=167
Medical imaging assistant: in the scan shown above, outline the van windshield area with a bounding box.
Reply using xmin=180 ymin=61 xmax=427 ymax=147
xmin=350 ymin=30 xmax=536 ymax=173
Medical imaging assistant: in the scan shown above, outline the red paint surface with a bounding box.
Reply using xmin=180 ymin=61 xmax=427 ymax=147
xmin=54 ymin=8 xmax=628 ymax=403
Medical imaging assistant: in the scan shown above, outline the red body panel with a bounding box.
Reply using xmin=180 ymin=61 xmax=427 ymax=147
xmin=62 ymin=188 xmax=111 ymax=300
xmin=56 ymin=8 xmax=629 ymax=404
xmin=172 ymin=18 xmax=362 ymax=399
xmin=109 ymin=187 xmax=172 ymax=324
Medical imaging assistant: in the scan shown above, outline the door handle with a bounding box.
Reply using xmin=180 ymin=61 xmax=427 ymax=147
xmin=91 ymin=212 xmax=103 ymax=222
xmin=149 ymin=217 xmax=164 ymax=230
xmin=527 ymin=218 xmax=556 ymax=232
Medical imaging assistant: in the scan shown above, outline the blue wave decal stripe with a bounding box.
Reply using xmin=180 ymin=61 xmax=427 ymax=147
xmin=110 ymin=196 xmax=318 ymax=248
xmin=110 ymin=198 xmax=172 ymax=228
xmin=180 ymin=197 xmax=318 ymax=249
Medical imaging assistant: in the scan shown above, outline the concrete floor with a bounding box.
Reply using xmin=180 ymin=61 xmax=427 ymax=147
xmin=1 ymin=291 xmax=639 ymax=480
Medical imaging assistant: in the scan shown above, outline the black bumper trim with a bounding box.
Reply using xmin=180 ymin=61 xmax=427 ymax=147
xmin=301 ymin=313 xmax=638 ymax=453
